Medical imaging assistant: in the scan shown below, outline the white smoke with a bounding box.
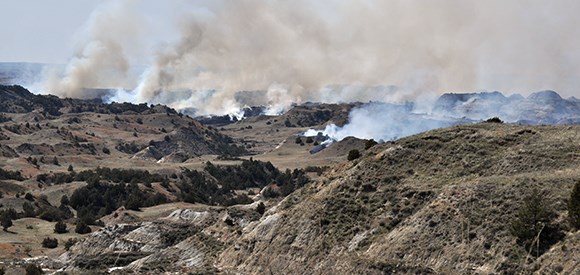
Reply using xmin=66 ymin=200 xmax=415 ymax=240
xmin=303 ymin=102 xmax=452 ymax=143
xmin=36 ymin=0 xmax=580 ymax=116
xmin=304 ymin=89 xmax=580 ymax=145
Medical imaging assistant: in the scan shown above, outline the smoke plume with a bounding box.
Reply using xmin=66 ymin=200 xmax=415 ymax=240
xmin=40 ymin=0 xmax=580 ymax=115
xmin=304 ymin=102 xmax=454 ymax=143
xmin=40 ymin=0 xmax=142 ymax=98
xmin=304 ymin=90 xmax=580 ymax=145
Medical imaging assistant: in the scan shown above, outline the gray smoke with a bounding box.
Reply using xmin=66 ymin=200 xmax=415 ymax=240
xmin=39 ymin=0 xmax=580 ymax=115
xmin=40 ymin=0 xmax=141 ymax=98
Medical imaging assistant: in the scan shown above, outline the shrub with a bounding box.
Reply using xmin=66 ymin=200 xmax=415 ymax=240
xmin=365 ymin=139 xmax=378 ymax=150
xmin=347 ymin=149 xmax=361 ymax=161
xmin=305 ymin=137 xmax=314 ymax=144
xmin=41 ymin=237 xmax=58 ymax=248
xmin=510 ymin=189 xmax=562 ymax=256
xmin=256 ymin=202 xmax=266 ymax=215
xmin=64 ymin=238 xmax=78 ymax=251
xmin=75 ymin=222 xmax=92 ymax=234
xmin=2 ymin=208 xmax=17 ymax=220
xmin=24 ymin=263 xmax=43 ymax=275
xmin=125 ymin=194 xmax=142 ymax=211
xmin=54 ymin=221 xmax=68 ymax=234
xmin=0 ymin=168 xmax=25 ymax=181
xmin=295 ymin=137 xmax=302 ymax=144
xmin=485 ymin=117 xmax=503 ymax=123
xmin=24 ymin=193 xmax=34 ymax=201
xmin=38 ymin=208 xmax=65 ymax=222
xmin=569 ymin=181 xmax=580 ymax=229
xmin=60 ymin=195 xmax=70 ymax=206
xmin=22 ymin=202 xmax=36 ymax=217
xmin=0 ymin=212 xmax=12 ymax=231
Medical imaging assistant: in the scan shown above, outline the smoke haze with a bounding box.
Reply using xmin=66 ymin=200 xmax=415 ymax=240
xmin=36 ymin=0 xmax=580 ymax=115
xmin=304 ymin=102 xmax=454 ymax=143
xmin=41 ymin=0 xmax=142 ymax=98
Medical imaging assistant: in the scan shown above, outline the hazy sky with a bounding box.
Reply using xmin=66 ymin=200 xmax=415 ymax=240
xmin=3 ymin=0 xmax=580 ymax=105
xmin=0 ymin=0 xmax=181 ymax=64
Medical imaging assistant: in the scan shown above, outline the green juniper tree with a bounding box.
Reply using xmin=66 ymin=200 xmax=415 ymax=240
xmin=511 ymin=189 xmax=562 ymax=256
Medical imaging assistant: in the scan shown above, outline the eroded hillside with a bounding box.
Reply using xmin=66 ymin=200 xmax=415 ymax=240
xmin=52 ymin=123 xmax=579 ymax=274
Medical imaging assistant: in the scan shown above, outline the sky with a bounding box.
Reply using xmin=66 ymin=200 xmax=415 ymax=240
xmin=1 ymin=0 xmax=580 ymax=111
xmin=0 ymin=0 xmax=181 ymax=64
xmin=0 ymin=1 xmax=97 ymax=63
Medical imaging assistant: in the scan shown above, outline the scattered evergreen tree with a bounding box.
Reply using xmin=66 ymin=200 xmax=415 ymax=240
xmin=511 ymin=189 xmax=562 ymax=256
xmin=24 ymin=263 xmax=43 ymax=275
xmin=256 ymin=202 xmax=266 ymax=215
xmin=67 ymin=164 xmax=74 ymax=172
xmin=485 ymin=117 xmax=503 ymax=123
xmin=0 ymin=168 xmax=25 ymax=181
xmin=22 ymin=202 xmax=36 ymax=217
xmin=0 ymin=212 xmax=12 ymax=231
xmin=295 ymin=136 xmax=302 ymax=144
xmin=64 ymin=238 xmax=78 ymax=251
xmin=41 ymin=237 xmax=58 ymax=248
xmin=160 ymin=177 xmax=170 ymax=189
xmin=125 ymin=194 xmax=142 ymax=211
xmin=365 ymin=139 xmax=378 ymax=150
xmin=24 ymin=193 xmax=34 ymax=201
xmin=347 ymin=149 xmax=361 ymax=161
xmin=75 ymin=221 xmax=92 ymax=234
xmin=38 ymin=207 xmax=66 ymax=222
xmin=60 ymin=194 xmax=70 ymax=206
xmin=30 ymin=157 xmax=38 ymax=167
xmin=54 ymin=221 xmax=68 ymax=234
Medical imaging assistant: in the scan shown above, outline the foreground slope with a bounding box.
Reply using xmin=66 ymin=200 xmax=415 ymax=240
xmin=216 ymin=123 xmax=579 ymax=274
xmin=57 ymin=123 xmax=579 ymax=274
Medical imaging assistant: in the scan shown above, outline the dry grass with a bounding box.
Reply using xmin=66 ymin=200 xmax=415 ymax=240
xmin=0 ymin=218 xmax=91 ymax=259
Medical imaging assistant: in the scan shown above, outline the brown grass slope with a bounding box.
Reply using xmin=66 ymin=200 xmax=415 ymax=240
xmin=216 ymin=123 xmax=580 ymax=274
xmin=0 ymin=85 xmax=248 ymax=177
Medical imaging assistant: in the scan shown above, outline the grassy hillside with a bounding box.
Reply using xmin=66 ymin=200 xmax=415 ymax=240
xmin=216 ymin=122 xmax=579 ymax=274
